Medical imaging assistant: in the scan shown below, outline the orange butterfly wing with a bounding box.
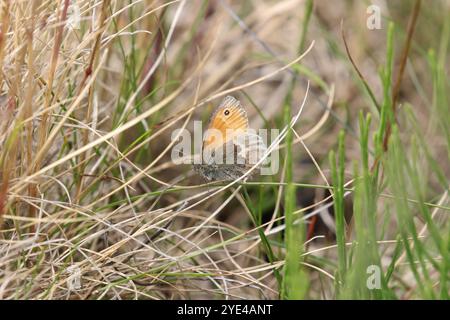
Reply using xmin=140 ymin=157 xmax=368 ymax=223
xmin=203 ymin=96 xmax=249 ymax=150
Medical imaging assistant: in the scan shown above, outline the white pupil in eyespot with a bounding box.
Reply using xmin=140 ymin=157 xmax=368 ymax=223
xmin=224 ymin=110 xmax=230 ymax=116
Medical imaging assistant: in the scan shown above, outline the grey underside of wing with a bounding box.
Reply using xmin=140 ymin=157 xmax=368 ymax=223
xmin=194 ymin=133 xmax=268 ymax=181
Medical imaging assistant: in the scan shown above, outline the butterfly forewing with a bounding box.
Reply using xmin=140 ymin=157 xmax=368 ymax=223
xmin=203 ymin=96 xmax=249 ymax=150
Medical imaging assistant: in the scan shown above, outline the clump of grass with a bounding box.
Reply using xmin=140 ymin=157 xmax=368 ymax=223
xmin=326 ymin=0 xmax=448 ymax=299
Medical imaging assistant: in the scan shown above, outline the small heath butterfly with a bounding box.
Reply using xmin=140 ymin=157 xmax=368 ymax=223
xmin=194 ymin=96 xmax=266 ymax=181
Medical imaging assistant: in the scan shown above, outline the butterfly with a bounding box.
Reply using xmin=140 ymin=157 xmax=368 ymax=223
xmin=193 ymin=96 xmax=267 ymax=181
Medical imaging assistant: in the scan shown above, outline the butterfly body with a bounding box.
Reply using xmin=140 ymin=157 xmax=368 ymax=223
xmin=193 ymin=96 xmax=266 ymax=181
